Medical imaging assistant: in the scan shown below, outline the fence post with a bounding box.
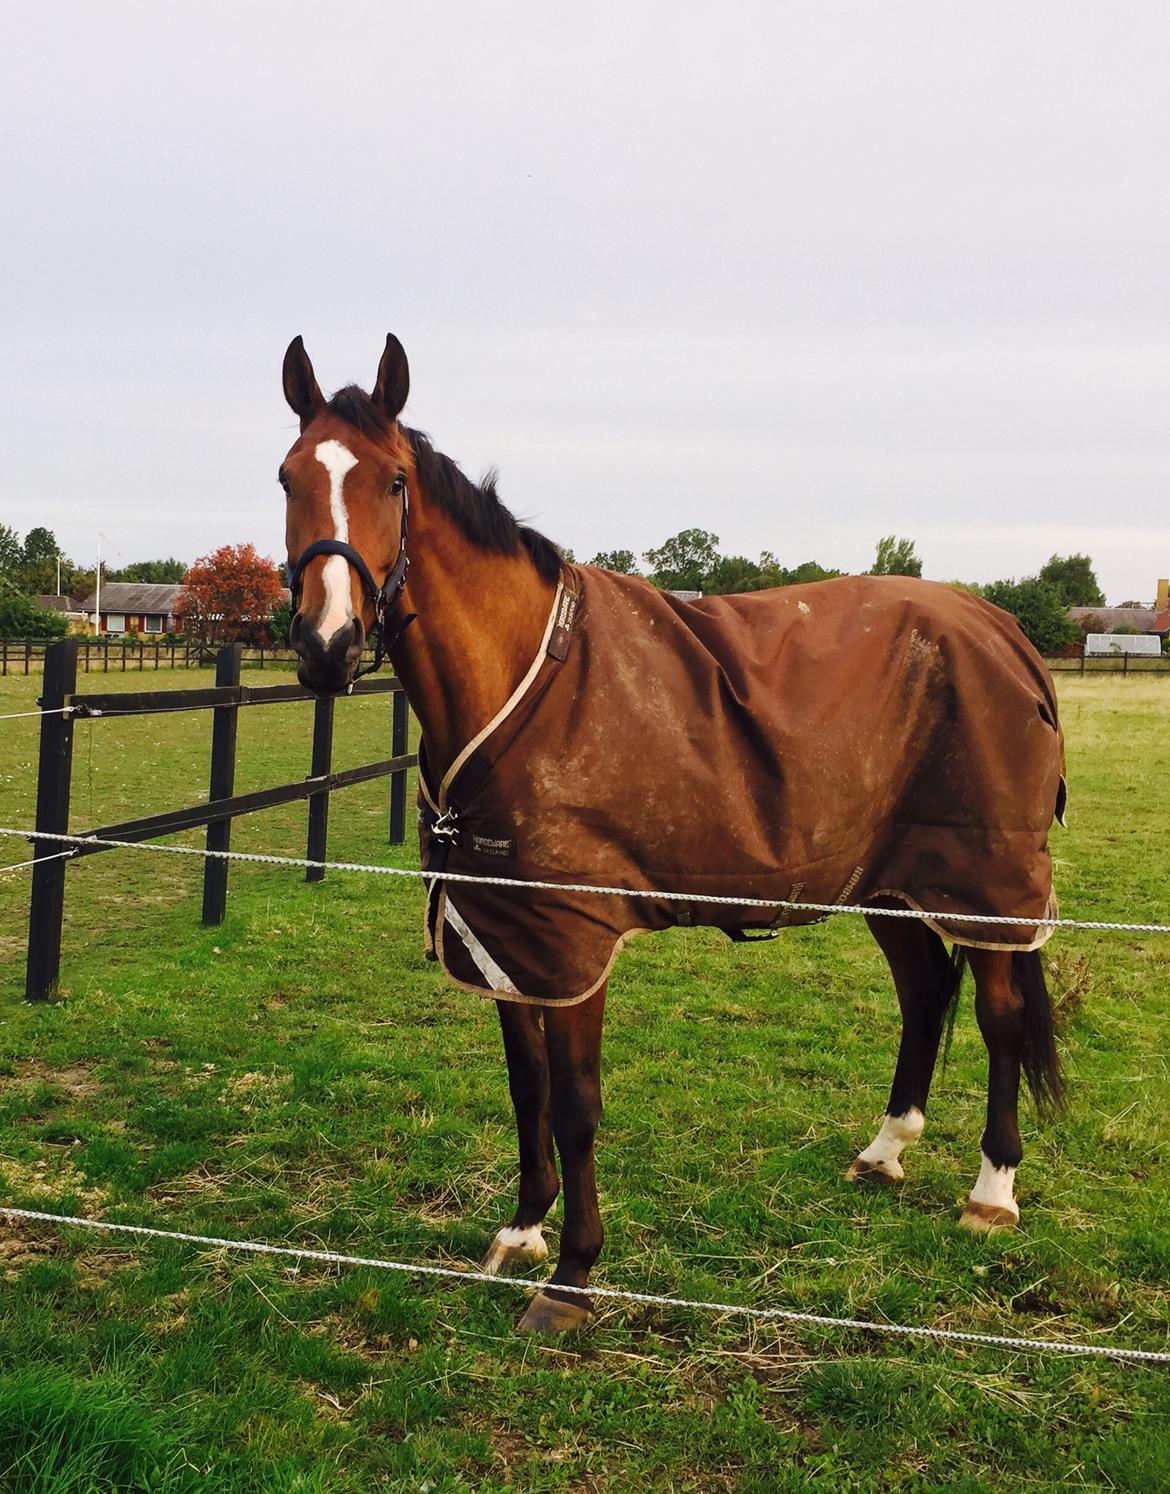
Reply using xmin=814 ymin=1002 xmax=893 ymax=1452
xmin=201 ymin=643 xmax=242 ymax=926
xmin=26 ymin=640 xmax=79 ymax=1001
xmin=389 ymin=685 xmax=409 ymax=844
xmin=1 ymin=640 xmax=6 ymax=676
xmin=305 ymin=697 xmax=335 ymax=882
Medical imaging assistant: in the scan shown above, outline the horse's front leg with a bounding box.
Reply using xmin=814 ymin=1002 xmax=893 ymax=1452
xmin=481 ymin=1000 xmax=560 ymax=1275
xmin=517 ymin=983 xmax=606 ymax=1334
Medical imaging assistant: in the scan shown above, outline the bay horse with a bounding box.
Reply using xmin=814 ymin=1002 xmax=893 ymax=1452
xmin=279 ymin=334 xmax=1065 ymax=1334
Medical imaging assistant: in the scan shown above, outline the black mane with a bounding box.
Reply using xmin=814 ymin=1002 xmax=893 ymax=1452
xmin=325 ymin=385 xmax=563 ymax=584
xmin=326 ymin=385 xmax=393 ymax=439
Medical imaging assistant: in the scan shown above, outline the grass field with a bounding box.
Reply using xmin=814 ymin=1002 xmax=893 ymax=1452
xmin=0 ymin=667 xmax=1168 ymax=1492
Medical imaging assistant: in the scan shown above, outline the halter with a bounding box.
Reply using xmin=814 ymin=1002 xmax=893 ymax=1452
xmin=288 ymin=476 xmax=417 ymax=682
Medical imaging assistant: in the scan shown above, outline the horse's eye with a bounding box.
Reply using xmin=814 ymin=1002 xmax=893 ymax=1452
xmin=390 ymin=474 xmax=406 ymax=497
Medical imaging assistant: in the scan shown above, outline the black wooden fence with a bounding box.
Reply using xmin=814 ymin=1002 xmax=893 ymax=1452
xmin=1047 ymin=652 xmax=1170 ymax=673
xmin=1 ymin=638 xmax=300 ymax=676
xmin=25 ymin=639 xmax=415 ymax=1001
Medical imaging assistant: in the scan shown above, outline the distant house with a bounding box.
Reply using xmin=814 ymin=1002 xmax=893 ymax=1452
xmin=35 ymin=595 xmax=89 ymax=631
xmin=76 ymin=582 xmax=182 ymax=635
xmin=1068 ymin=606 xmax=1156 ymax=634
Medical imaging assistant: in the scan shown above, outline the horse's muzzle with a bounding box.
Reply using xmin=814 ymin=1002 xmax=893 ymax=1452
xmin=290 ymin=612 xmax=366 ymax=695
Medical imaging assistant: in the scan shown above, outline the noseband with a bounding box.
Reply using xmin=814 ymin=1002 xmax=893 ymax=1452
xmin=288 ymin=477 xmax=417 ymax=682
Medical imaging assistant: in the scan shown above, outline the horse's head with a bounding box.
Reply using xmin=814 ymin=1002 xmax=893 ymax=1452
xmin=280 ymin=334 xmax=415 ymax=695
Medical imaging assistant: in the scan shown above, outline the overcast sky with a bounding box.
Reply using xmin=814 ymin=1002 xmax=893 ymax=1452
xmin=3 ymin=2 xmax=1166 ymax=602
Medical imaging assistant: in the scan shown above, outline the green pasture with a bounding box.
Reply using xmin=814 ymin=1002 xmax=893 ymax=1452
xmin=0 ymin=667 xmax=1167 ymax=1491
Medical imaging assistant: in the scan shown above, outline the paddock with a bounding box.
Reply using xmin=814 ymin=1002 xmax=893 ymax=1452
xmin=1 ymin=665 xmax=1167 ymax=1490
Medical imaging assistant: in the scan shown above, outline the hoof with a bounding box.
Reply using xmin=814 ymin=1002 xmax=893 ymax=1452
xmin=517 ymin=1290 xmax=592 ymax=1335
xmin=480 ymin=1232 xmax=549 ymax=1277
xmin=959 ymin=1201 xmax=1019 ymax=1234
xmin=847 ymin=1156 xmax=904 ymax=1186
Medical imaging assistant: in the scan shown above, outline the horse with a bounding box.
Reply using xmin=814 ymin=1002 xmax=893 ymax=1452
xmin=279 ymin=333 xmax=1066 ymax=1334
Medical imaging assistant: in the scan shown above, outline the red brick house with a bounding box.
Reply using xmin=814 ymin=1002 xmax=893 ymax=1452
xmin=76 ymin=582 xmax=182 ymax=636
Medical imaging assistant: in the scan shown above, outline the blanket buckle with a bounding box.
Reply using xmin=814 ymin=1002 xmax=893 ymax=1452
xmin=431 ymin=808 xmax=461 ymax=845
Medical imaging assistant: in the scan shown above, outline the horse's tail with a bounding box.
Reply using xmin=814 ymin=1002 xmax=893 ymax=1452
xmin=1013 ymin=949 xmax=1064 ymax=1115
xmin=940 ymin=941 xmax=967 ymax=1068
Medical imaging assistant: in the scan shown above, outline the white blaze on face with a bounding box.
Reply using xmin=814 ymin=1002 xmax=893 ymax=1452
xmin=312 ymin=439 xmax=359 ymax=643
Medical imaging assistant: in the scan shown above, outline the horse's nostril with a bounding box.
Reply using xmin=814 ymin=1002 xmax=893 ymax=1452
xmin=290 ymin=612 xmax=304 ymax=647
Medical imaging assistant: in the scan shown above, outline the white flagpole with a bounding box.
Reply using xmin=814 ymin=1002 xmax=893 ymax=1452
xmin=95 ymin=536 xmax=102 ymax=635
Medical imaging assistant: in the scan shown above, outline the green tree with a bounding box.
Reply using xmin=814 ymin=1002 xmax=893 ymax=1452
xmin=0 ymin=578 xmax=68 ymax=639
xmin=587 ymin=549 xmax=640 ymax=575
xmin=268 ymin=596 xmax=294 ymax=646
xmin=978 ymin=577 xmax=1079 ymax=654
xmin=107 ymin=558 xmax=187 ymax=584
xmin=22 ymin=527 xmax=60 ymax=565
xmin=1038 ymin=553 xmax=1105 ymax=607
xmin=643 ymin=529 xmax=721 ymax=592
xmin=781 ymin=560 xmax=842 ymax=586
xmin=870 ymin=535 xmax=923 ymax=578
xmin=7 ymin=526 xmax=64 ymax=594
xmin=0 ymin=524 xmax=21 ymax=574
xmin=705 ymin=554 xmax=766 ymax=594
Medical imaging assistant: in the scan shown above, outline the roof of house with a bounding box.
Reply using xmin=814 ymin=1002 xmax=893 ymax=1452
xmin=76 ymin=582 xmax=182 ymax=615
xmin=1154 ymin=607 xmax=1170 ymax=634
xmin=35 ymin=595 xmax=85 ymax=613
xmin=1068 ymin=605 xmax=1156 ymax=632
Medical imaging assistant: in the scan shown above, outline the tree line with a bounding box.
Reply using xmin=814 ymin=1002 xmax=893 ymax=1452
xmin=582 ymin=533 xmax=1118 ymax=655
xmin=0 ymin=516 xmax=1139 ymax=658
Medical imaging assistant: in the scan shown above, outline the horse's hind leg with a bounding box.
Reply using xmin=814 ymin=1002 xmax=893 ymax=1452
xmin=960 ymin=948 xmax=1061 ymax=1233
xmin=849 ymin=911 xmax=962 ymax=1185
xmin=518 ymin=983 xmax=606 ymax=1334
xmin=481 ymin=1000 xmax=559 ymax=1275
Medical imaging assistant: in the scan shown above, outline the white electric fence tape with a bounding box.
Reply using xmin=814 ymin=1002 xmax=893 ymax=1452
xmin=1 ymin=826 xmax=1168 ymax=935
xmin=2 ymin=1206 xmax=1166 ymax=1366
xmin=5 ymin=702 xmax=1168 ymax=1368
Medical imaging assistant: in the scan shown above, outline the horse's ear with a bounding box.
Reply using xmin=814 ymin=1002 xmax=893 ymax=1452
xmin=282 ymin=335 xmax=324 ymax=427
xmin=372 ymin=334 xmax=410 ymax=420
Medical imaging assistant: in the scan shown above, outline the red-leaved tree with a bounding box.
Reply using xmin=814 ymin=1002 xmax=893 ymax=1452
xmin=176 ymin=544 xmax=284 ymax=644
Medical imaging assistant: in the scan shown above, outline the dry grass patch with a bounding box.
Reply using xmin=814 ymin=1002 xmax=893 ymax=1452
xmin=223 ymin=1069 xmax=290 ymax=1107
xmin=0 ymin=1153 xmax=109 ymax=1211
xmin=0 ymin=1058 xmax=101 ymax=1098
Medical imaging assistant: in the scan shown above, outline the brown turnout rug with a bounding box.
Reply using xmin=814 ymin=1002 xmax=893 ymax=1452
xmin=420 ymin=569 xmax=1065 ymax=1005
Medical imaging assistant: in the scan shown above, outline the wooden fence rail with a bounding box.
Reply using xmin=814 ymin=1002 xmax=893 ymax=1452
xmin=24 ymin=639 xmax=416 ymax=1000
xmin=1046 ymin=653 xmax=1170 ymax=674
xmin=0 ymin=639 xmax=303 ymax=676
xmin=6 ymin=636 xmax=1167 ymax=679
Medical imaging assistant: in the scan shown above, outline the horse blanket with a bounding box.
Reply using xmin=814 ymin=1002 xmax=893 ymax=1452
xmin=420 ymin=567 xmax=1064 ymax=1005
